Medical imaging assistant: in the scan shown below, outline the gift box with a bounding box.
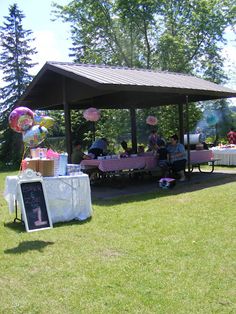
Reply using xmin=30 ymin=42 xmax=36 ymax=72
xmin=30 ymin=148 xmax=47 ymax=159
xmin=38 ymin=159 xmax=54 ymax=177
xmin=21 ymin=159 xmax=39 ymax=172
xmin=159 ymin=177 xmax=176 ymax=189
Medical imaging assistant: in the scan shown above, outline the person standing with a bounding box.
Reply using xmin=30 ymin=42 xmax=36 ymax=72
xmin=167 ymin=134 xmax=187 ymax=181
xmin=148 ymin=130 xmax=161 ymax=151
xmin=156 ymin=140 xmax=169 ymax=177
xmin=227 ymin=127 xmax=236 ymax=144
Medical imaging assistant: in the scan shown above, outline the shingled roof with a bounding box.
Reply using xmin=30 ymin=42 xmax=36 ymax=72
xmin=17 ymin=62 xmax=236 ymax=110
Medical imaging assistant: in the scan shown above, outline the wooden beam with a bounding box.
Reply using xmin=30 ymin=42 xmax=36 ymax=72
xmin=178 ymin=103 xmax=184 ymax=144
xmin=185 ymin=96 xmax=191 ymax=179
xmin=62 ymin=77 xmax=72 ymax=162
xmin=130 ymin=108 xmax=137 ymax=153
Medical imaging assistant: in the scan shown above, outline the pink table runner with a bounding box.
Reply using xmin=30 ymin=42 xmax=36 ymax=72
xmin=81 ymin=156 xmax=157 ymax=172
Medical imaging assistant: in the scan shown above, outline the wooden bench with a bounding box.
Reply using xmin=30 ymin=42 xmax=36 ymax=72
xmin=188 ymin=158 xmax=221 ymax=173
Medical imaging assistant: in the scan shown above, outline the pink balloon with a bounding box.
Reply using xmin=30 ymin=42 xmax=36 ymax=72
xmin=9 ymin=107 xmax=34 ymax=133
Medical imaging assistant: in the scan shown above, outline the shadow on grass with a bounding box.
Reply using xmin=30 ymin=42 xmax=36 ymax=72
xmin=4 ymin=240 xmax=54 ymax=254
xmin=91 ymin=171 xmax=236 ymax=206
xmin=4 ymin=217 xmax=92 ymax=232
xmin=52 ymin=216 xmax=92 ymax=228
xmin=4 ymin=221 xmax=25 ymax=233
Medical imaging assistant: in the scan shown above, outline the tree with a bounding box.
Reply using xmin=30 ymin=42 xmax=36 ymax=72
xmin=0 ymin=4 xmax=37 ymax=166
xmin=52 ymin=0 xmax=235 ymax=144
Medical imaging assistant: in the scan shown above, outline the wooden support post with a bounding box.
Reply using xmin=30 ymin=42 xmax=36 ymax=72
xmin=62 ymin=77 xmax=72 ymax=163
xmin=130 ymin=108 xmax=137 ymax=153
xmin=178 ymin=103 xmax=184 ymax=144
xmin=185 ymin=96 xmax=191 ymax=179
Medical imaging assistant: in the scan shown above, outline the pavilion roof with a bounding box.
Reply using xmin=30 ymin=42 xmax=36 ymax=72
xmin=17 ymin=62 xmax=236 ymax=110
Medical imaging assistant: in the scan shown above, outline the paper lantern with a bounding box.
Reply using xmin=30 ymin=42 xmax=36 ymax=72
xmin=83 ymin=107 xmax=101 ymax=122
xmin=206 ymin=113 xmax=219 ymax=126
xmin=9 ymin=107 xmax=34 ymax=133
xmin=146 ymin=115 xmax=158 ymax=126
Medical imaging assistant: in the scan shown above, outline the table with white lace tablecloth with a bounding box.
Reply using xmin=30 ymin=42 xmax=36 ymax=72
xmin=4 ymin=174 xmax=92 ymax=223
xmin=210 ymin=147 xmax=236 ymax=166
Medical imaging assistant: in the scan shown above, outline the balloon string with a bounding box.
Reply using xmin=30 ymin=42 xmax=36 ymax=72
xmin=19 ymin=145 xmax=28 ymax=174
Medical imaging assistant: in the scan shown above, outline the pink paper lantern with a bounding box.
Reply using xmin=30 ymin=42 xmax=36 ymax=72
xmin=146 ymin=115 xmax=158 ymax=126
xmin=83 ymin=107 xmax=101 ymax=122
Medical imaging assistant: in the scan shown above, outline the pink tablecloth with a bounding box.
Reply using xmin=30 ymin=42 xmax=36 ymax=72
xmin=81 ymin=156 xmax=157 ymax=172
xmin=189 ymin=150 xmax=213 ymax=163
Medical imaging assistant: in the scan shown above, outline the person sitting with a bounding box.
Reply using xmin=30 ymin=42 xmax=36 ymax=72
xmin=120 ymin=140 xmax=133 ymax=156
xmin=137 ymin=145 xmax=145 ymax=155
xmin=71 ymin=140 xmax=91 ymax=164
xmin=167 ymin=134 xmax=186 ymax=181
xmin=88 ymin=138 xmax=108 ymax=158
xmin=227 ymin=127 xmax=236 ymax=144
xmin=156 ymin=140 xmax=169 ymax=177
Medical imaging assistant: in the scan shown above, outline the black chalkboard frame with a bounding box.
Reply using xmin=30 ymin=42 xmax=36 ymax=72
xmin=19 ymin=178 xmax=53 ymax=232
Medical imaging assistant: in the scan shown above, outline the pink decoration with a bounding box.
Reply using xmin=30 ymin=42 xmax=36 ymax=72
xmin=83 ymin=107 xmax=101 ymax=122
xmin=146 ymin=115 xmax=158 ymax=126
xmin=9 ymin=106 xmax=34 ymax=133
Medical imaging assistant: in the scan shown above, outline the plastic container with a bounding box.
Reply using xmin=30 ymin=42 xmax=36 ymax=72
xmin=58 ymin=153 xmax=68 ymax=176
xmin=66 ymin=164 xmax=81 ymax=176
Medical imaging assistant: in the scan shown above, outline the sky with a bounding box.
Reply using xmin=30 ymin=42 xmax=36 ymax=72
xmin=0 ymin=0 xmax=72 ymax=77
xmin=0 ymin=0 xmax=236 ymax=105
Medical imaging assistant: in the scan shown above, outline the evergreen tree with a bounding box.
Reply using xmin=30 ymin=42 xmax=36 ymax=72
xmin=0 ymin=3 xmax=37 ymax=166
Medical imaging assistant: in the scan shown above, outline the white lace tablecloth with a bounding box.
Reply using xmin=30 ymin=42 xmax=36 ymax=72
xmin=211 ymin=148 xmax=236 ymax=165
xmin=4 ymin=174 xmax=92 ymax=223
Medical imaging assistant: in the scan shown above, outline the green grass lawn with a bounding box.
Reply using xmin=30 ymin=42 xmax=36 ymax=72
xmin=0 ymin=170 xmax=236 ymax=313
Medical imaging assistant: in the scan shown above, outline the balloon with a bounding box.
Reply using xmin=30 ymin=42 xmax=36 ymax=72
xmin=34 ymin=114 xmax=55 ymax=128
xmin=39 ymin=116 xmax=55 ymax=128
xmin=33 ymin=114 xmax=43 ymax=124
xmin=9 ymin=107 xmax=34 ymax=133
xmin=23 ymin=125 xmax=48 ymax=148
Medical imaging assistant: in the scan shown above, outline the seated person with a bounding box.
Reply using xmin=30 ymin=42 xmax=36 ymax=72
xmin=156 ymin=140 xmax=169 ymax=177
xmin=137 ymin=145 xmax=145 ymax=155
xmin=167 ymin=134 xmax=186 ymax=181
xmin=88 ymin=138 xmax=108 ymax=158
xmin=120 ymin=140 xmax=133 ymax=156
xmin=71 ymin=140 xmax=91 ymax=164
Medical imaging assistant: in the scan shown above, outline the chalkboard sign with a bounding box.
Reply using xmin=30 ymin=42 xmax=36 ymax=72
xmin=19 ymin=180 xmax=52 ymax=232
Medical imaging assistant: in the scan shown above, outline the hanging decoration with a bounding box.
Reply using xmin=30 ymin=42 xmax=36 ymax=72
xmin=83 ymin=107 xmax=101 ymax=122
xmin=206 ymin=112 xmax=220 ymax=126
xmin=146 ymin=115 xmax=158 ymax=126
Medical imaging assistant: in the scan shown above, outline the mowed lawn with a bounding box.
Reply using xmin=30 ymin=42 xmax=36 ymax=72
xmin=0 ymin=170 xmax=236 ymax=314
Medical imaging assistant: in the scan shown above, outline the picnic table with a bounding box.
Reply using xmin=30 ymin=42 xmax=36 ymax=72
xmin=80 ymin=155 xmax=157 ymax=173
